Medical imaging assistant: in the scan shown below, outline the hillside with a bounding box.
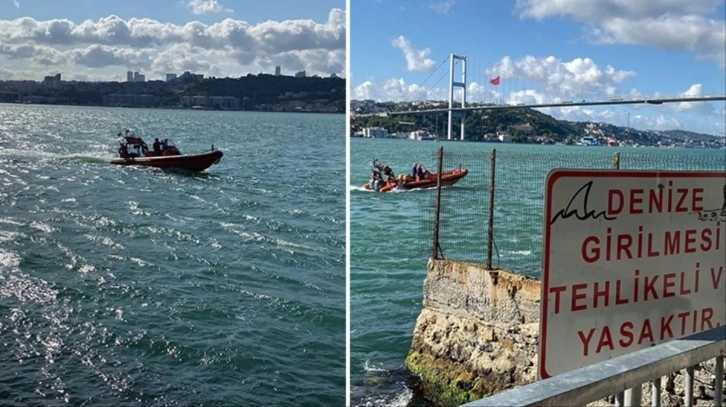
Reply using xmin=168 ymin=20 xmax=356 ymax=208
xmin=351 ymin=102 xmax=724 ymax=148
xmin=0 ymin=74 xmax=346 ymax=113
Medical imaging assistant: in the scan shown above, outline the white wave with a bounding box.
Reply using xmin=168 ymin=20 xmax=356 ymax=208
xmin=349 ymin=185 xmax=419 ymax=194
xmin=0 ymin=248 xmax=20 ymax=272
xmin=78 ymin=264 xmax=96 ymax=274
xmin=221 ymin=222 xmax=315 ymax=253
xmin=504 ymin=250 xmax=532 ymax=256
xmin=387 ymin=387 xmax=414 ymax=407
xmin=0 ymin=217 xmax=25 ymax=226
xmin=0 ymin=230 xmax=21 ymax=242
xmin=57 ymin=242 xmax=78 ymax=270
xmin=363 ymin=359 xmax=388 ymax=373
xmin=129 ymin=257 xmax=149 ymax=267
xmin=128 ymin=201 xmax=150 ymax=217
xmin=90 ymin=215 xmax=117 ymax=228
xmin=355 ymin=387 xmax=413 ymax=407
xmin=0 ymin=147 xmax=112 ymax=162
xmin=30 ymin=221 xmax=55 ymax=234
xmin=84 ymin=234 xmax=124 ymax=250
xmin=273 ymin=237 xmax=315 ymax=251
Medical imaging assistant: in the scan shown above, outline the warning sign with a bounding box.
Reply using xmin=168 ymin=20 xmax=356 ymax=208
xmin=539 ymin=169 xmax=726 ymax=379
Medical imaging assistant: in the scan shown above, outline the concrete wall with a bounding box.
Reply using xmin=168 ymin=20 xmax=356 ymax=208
xmin=405 ymin=259 xmax=540 ymax=406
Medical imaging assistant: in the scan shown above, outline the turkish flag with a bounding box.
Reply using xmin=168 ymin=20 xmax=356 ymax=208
xmin=489 ymin=76 xmax=501 ymax=86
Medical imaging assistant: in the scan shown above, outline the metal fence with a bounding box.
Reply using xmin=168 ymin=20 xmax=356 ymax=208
xmin=422 ymin=146 xmax=726 ymax=275
xmin=461 ymin=327 xmax=724 ymax=407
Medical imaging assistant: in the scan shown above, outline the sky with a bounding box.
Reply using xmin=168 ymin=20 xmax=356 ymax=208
xmin=350 ymin=0 xmax=726 ymax=136
xmin=0 ymin=0 xmax=345 ymax=81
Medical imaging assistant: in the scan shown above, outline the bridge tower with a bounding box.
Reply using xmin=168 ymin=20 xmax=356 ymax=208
xmin=447 ymin=53 xmax=467 ymax=140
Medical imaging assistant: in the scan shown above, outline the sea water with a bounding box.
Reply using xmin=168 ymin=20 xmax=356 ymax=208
xmin=0 ymin=104 xmax=345 ymax=406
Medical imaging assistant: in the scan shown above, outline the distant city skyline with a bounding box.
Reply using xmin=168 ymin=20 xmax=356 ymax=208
xmin=0 ymin=0 xmax=345 ymax=82
xmin=22 ymin=65 xmax=321 ymax=84
xmin=351 ymin=0 xmax=726 ymax=136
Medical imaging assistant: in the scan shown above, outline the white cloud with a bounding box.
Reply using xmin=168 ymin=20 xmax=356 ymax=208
xmin=13 ymin=0 xmax=19 ymax=8
xmin=515 ymin=0 xmax=721 ymax=20
xmin=429 ymin=0 xmax=455 ymax=14
xmin=515 ymin=0 xmax=726 ymax=67
xmin=490 ymin=55 xmax=635 ymax=100
xmin=391 ymin=35 xmax=436 ymax=72
xmin=669 ymin=83 xmax=719 ymax=115
xmin=357 ymin=55 xmax=637 ymax=102
xmin=353 ymin=78 xmax=441 ymax=101
xmin=185 ymin=0 xmax=233 ymax=15
xmin=0 ymin=8 xmax=345 ymax=80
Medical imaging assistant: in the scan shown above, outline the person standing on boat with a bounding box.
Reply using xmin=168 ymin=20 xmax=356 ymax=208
xmin=118 ymin=143 xmax=129 ymax=158
xmin=382 ymin=165 xmax=394 ymax=179
xmin=373 ymin=159 xmax=395 ymax=179
xmin=153 ymin=138 xmax=162 ymax=156
xmin=417 ymin=163 xmax=430 ymax=180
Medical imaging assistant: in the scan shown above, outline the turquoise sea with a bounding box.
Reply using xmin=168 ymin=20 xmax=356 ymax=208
xmin=0 ymin=104 xmax=345 ymax=406
xmin=349 ymin=137 xmax=725 ymax=406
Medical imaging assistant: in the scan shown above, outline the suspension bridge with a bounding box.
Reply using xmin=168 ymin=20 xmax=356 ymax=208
xmin=373 ymin=53 xmax=726 ymax=140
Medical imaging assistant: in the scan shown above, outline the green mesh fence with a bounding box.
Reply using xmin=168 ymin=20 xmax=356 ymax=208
xmin=418 ymin=149 xmax=489 ymax=262
xmin=421 ymin=147 xmax=726 ymax=278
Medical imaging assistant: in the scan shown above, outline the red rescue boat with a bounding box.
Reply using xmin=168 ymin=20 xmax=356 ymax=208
xmin=110 ymin=132 xmax=222 ymax=172
xmin=363 ymin=163 xmax=468 ymax=193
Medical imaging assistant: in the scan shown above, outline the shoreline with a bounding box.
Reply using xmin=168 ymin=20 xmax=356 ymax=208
xmin=1 ymin=101 xmax=344 ymax=115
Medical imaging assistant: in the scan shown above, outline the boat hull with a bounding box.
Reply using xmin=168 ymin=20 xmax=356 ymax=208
xmin=110 ymin=150 xmax=223 ymax=172
xmin=363 ymin=168 xmax=468 ymax=193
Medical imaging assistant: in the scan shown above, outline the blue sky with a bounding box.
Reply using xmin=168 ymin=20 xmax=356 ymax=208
xmin=0 ymin=0 xmax=345 ymax=81
xmin=350 ymin=0 xmax=726 ymax=136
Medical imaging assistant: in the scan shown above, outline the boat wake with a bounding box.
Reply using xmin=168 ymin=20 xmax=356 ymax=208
xmin=349 ymin=185 xmax=413 ymax=194
xmin=0 ymin=148 xmax=110 ymax=165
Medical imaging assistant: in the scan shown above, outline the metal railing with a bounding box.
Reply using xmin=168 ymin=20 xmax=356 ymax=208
xmin=461 ymin=327 xmax=725 ymax=407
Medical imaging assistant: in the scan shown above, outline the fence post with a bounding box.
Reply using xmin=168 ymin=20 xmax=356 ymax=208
xmin=432 ymin=146 xmax=444 ymax=259
xmin=486 ymin=148 xmax=496 ymax=270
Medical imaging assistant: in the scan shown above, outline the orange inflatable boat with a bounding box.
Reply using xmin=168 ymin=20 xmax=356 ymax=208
xmin=363 ymin=167 xmax=468 ymax=193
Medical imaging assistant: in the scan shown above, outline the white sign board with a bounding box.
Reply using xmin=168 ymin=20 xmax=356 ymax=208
xmin=539 ymin=169 xmax=726 ymax=379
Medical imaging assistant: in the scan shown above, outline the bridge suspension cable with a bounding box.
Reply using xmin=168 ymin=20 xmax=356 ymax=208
xmin=412 ymin=56 xmax=450 ymax=100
